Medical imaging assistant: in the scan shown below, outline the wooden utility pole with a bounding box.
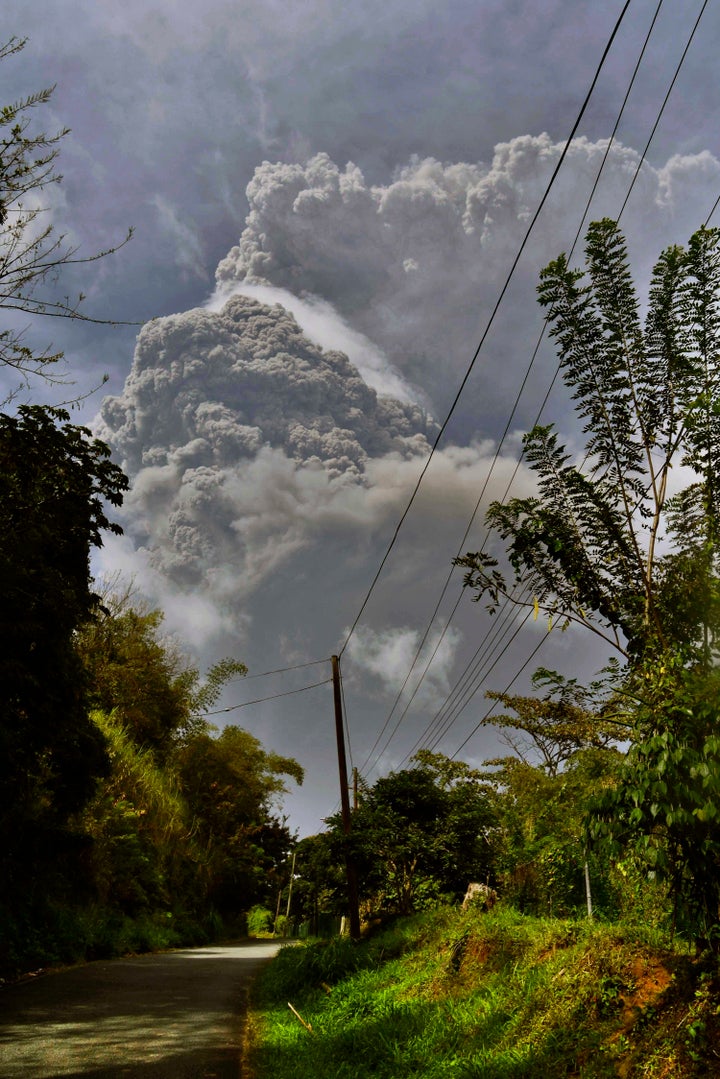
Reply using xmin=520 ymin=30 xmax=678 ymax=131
xmin=331 ymin=654 xmax=361 ymax=939
xmin=285 ymin=850 xmax=296 ymax=919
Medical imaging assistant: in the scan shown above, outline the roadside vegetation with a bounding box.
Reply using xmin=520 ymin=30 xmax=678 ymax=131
xmin=248 ymin=907 xmax=720 ymax=1079
xmin=0 ymin=579 xmax=303 ymax=981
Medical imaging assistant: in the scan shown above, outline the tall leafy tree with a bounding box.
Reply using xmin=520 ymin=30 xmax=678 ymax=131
xmin=291 ymin=833 xmax=347 ymax=931
xmin=485 ymin=667 xmax=623 ymax=778
xmin=0 ymin=405 xmax=127 ymax=909
xmin=84 ymin=710 xmax=197 ymax=917
xmin=457 ymin=220 xmax=720 ymax=943
xmin=175 ymin=727 xmax=303 ymax=914
xmin=479 ymin=670 xmax=623 ymax=917
xmin=76 ymin=588 xmax=247 ymax=759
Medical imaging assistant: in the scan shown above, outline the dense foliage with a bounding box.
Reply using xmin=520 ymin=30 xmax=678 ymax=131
xmin=0 ymin=406 xmax=128 ymax=963
xmin=339 ymin=752 xmax=496 ymax=915
xmin=1 ymin=588 xmax=304 ymax=978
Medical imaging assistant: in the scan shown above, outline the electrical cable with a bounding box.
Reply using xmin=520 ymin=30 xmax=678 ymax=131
xmin=337 ymin=0 xmax=634 ymax=663
xmin=433 ymin=1 xmax=711 ymax=761
xmin=704 ymin=192 xmax=720 ymax=228
xmin=616 ymin=0 xmax=709 ymax=223
xmin=424 ymin=597 xmax=532 ymax=751
xmin=449 ymin=631 xmax=550 ymax=760
xmin=354 ymin=0 xmax=665 ymax=775
xmin=198 ymin=677 xmax=332 ymax=716
xmin=226 ymin=657 xmax=329 ymax=683
xmin=366 ymin=578 xmax=526 ymax=777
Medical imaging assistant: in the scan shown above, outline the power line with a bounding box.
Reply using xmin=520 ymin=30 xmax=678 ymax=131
xmin=434 ymin=0 xmax=711 ymax=762
xmin=617 ymin=0 xmax=709 ymax=223
xmin=424 ymin=601 xmax=532 ymax=751
xmin=450 ymin=632 xmax=549 ymax=760
xmin=705 ymin=192 xmax=720 ymax=227
xmin=337 ymin=0 xmax=634 ymax=662
xmin=360 ymin=0 xmax=660 ymax=772
xmin=227 ymin=657 xmax=329 ymax=682
xmin=198 ymin=677 xmax=332 ymax=717
xmin=358 ymin=0 xmax=713 ymax=771
xmin=357 ymin=588 xmax=467 ymax=776
xmin=351 ymin=0 xmax=664 ymax=770
xmin=367 ymin=593 xmax=523 ymax=775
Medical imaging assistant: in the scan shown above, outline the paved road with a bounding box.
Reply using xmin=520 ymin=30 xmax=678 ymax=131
xmin=0 ymin=942 xmax=282 ymax=1078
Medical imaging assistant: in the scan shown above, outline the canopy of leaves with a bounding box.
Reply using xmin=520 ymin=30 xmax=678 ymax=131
xmin=175 ymin=726 xmax=303 ymax=912
xmin=458 ymin=219 xmax=720 ymax=945
xmin=0 ymin=405 xmax=127 ymax=925
xmin=485 ymin=666 xmax=626 ymax=777
xmin=589 ymin=662 xmax=720 ymax=943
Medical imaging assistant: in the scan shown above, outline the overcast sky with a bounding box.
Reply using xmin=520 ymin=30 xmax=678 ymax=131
xmin=4 ymin=0 xmax=720 ymax=835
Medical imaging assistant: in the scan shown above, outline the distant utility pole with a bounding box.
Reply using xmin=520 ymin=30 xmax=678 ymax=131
xmin=285 ymin=850 xmax=296 ymax=919
xmin=331 ymin=655 xmax=361 ymax=939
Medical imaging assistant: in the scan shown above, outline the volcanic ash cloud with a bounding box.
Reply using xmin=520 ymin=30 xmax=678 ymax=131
xmin=214 ymin=142 xmax=720 ymax=426
xmin=98 ymin=294 xmax=436 ymax=597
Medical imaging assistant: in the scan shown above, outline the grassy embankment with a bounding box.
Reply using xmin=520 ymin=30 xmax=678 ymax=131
xmin=246 ymin=905 xmax=720 ymax=1078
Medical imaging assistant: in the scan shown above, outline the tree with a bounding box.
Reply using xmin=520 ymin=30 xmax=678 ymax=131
xmin=457 ymin=220 xmax=720 ymax=943
xmin=76 ymin=588 xmax=247 ymax=758
xmin=335 ymin=753 xmax=496 ymax=915
xmin=0 ymin=405 xmax=127 ymax=907
xmin=174 ymin=727 xmax=303 ymax=915
xmin=83 ymin=710 xmax=197 ymax=917
xmin=458 ymin=220 xmax=720 ymax=663
xmin=485 ymin=666 xmax=624 ymax=778
xmin=589 ymin=660 xmax=720 ymax=943
xmin=483 ymin=748 xmax=621 ymax=918
xmin=292 ymin=833 xmax=347 ymax=932
xmin=0 ymin=36 xmax=132 ymax=392
xmin=478 ymin=672 xmax=624 ymax=917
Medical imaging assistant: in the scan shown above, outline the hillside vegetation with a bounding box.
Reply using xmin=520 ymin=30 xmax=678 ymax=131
xmin=247 ymin=906 xmax=720 ymax=1078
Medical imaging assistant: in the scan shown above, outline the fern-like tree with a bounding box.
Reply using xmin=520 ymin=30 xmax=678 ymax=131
xmin=457 ymin=219 xmax=720 ymax=944
xmin=76 ymin=586 xmax=247 ymax=760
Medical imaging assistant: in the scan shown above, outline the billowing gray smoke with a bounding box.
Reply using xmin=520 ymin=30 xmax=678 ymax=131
xmin=98 ymin=294 xmax=436 ymax=595
xmin=98 ymin=138 xmax=720 ymax=629
xmin=215 ymin=141 xmax=720 ymax=427
xmin=102 ymin=294 xmax=433 ymax=474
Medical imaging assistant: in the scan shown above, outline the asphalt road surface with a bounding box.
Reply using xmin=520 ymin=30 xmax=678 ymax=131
xmin=0 ymin=941 xmax=283 ymax=1078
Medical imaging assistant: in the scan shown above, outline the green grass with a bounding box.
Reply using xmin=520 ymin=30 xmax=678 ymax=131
xmin=248 ymin=906 xmax=720 ymax=1078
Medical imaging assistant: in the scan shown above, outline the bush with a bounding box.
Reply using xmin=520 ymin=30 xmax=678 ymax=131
xmin=247 ymin=905 xmax=274 ymax=936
